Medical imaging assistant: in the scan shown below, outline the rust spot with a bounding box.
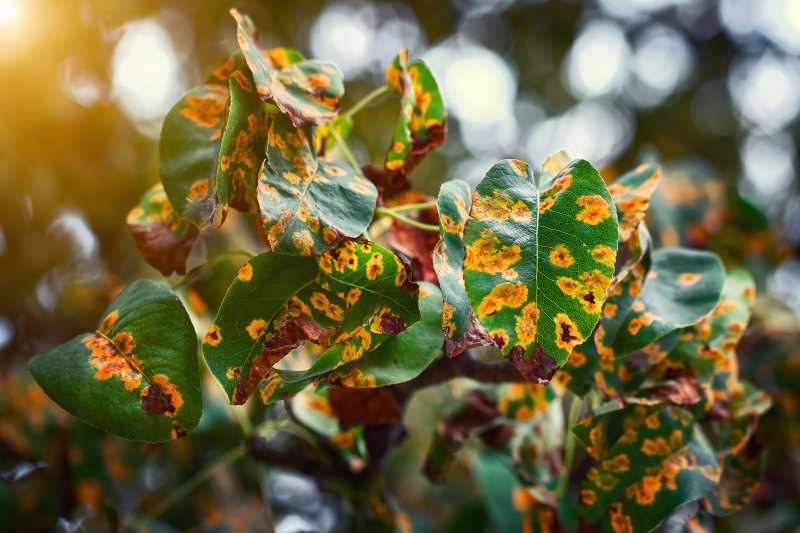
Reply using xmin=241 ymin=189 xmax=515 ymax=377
xmin=559 ymin=322 xmax=578 ymax=345
xmin=376 ymin=312 xmax=406 ymax=335
xmin=171 ymin=422 xmax=187 ymax=439
xmin=507 ymin=345 xmax=558 ymax=384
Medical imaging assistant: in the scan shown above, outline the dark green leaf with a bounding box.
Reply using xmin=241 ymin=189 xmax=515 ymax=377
xmin=258 ymin=114 xmax=378 ymax=256
xmin=28 ymin=280 xmax=202 ymax=442
xmin=463 ymin=159 xmax=619 ymax=383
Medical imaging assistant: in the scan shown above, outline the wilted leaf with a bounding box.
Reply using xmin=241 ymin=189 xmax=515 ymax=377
xmin=28 ymin=280 xmax=202 ymax=442
xmin=384 ymin=49 xmax=446 ymax=177
xmin=203 ymin=240 xmax=419 ymax=404
xmin=258 ymin=114 xmax=378 ymax=256
xmin=127 ymin=184 xmax=200 ymax=276
xmin=463 ymin=159 xmax=619 ymax=383
xmin=231 ymin=9 xmax=344 ymax=126
xmin=433 ymin=179 xmax=492 ymax=357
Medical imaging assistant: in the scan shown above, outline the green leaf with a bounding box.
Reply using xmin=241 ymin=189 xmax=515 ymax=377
xmin=258 ymin=114 xmax=378 ymax=256
xmin=231 ymin=9 xmax=344 ymax=126
xmin=384 ymin=49 xmax=446 ymax=177
xmin=320 ymin=282 xmax=443 ymax=387
xmin=433 ymin=179 xmax=492 ymax=356
xmin=471 ymin=448 xmax=526 ymax=533
xmin=596 ymin=248 xmax=725 ymax=359
xmin=28 ymin=280 xmax=202 ymax=442
xmin=159 ymin=54 xmax=267 ymax=227
xmin=202 ymin=240 xmax=419 ymax=404
xmin=126 ymin=184 xmax=200 ymax=276
xmin=607 ymin=163 xmax=662 ymax=241
xmin=159 ymin=83 xmax=229 ymax=227
xmin=575 ymin=405 xmax=720 ymax=532
xmin=463 ymin=159 xmax=619 ymax=383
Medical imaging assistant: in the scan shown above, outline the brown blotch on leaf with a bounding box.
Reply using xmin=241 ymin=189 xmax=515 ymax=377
xmin=559 ymin=322 xmax=579 ymax=346
xmin=171 ymin=422 xmax=187 ymax=439
xmin=129 ymin=221 xmax=199 ymax=276
xmin=507 ymin=345 xmax=558 ymax=384
xmin=375 ymin=312 xmax=407 ymax=335
xmin=445 ymin=311 xmax=493 ymax=358
xmin=141 ymin=382 xmax=173 ymax=417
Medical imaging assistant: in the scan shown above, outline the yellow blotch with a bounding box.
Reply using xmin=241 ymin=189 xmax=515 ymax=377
xmin=507 ymin=159 xmax=528 ymax=177
xmin=539 ymin=196 xmax=555 ymax=213
xmin=554 ymin=313 xmax=583 ymax=351
xmin=602 ymin=454 xmax=630 ymax=473
xmin=609 ymin=503 xmax=633 ymax=533
xmin=237 ymin=263 xmax=253 ymax=281
xmin=203 ymin=325 xmax=222 ymax=346
xmin=330 ymin=431 xmax=355 ymax=449
xmin=188 ymin=179 xmax=209 ymax=201
xmin=477 ymin=282 xmax=528 ymax=317
xmin=641 ymin=437 xmax=671 ymax=456
xmin=580 ymin=269 xmax=610 ymax=293
xmin=463 ymin=236 xmax=521 ymax=274
xmin=603 ymin=303 xmax=618 ymax=319
xmin=99 ymin=310 xmax=119 ymax=335
xmin=386 ymin=159 xmax=405 ymax=171
xmin=325 ymin=164 xmax=347 ymax=177
xmin=567 ymin=349 xmax=587 ymax=368
xmin=678 ymin=272 xmax=701 ymax=286
xmin=592 ymin=244 xmax=615 ymax=267
xmin=557 ymin=277 xmax=582 ymax=297
xmin=85 ymin=333 xmax=143 ymax=391
xmin=580 ymin=489 xmax=597 ymax=506
xmin=549 ymin=244 xmax=575 ymax=268
xmin=291 ymin=230 xmax=314 ymax=256
xmin=395 ymin=255 xmax=409 ymax=286
xmin=180 ymin=94 xmax=225 ymax=128
xmin=441 ymin=214 xmax=463 ymax=234
xmin=628 ymin=475 xmax=662 ymax=505
xmin=247 ymin=319 xmax=267 ymax=340
xmin=345 ymin=288 xmax=361 ymax=306
xmin=514 ymin=302 xmax=539 ymax=347
xmin=489 ymin=329 xmax=510 ymax=349
xmin=366 ymin=253 xmax=384 ymax=280
xmin=576 ymin=195 xmax=611 ymax=225
xmin=283 ymin=171 xmax=301 ymax=185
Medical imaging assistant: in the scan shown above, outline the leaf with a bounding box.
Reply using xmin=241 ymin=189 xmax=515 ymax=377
xmin=28 ymin=280 xmax=202 ymax=442
xmin=575 ymin=405 xmax=720 ymax=532
xmin=433 ymin=179 xmax=492 ymax=357
xmin=463 ymin=159 xmax=619 ymax=383
xmin=384 ymin=49 xmax=446 ymax=177
xmin=537 ymin=150 xmax=572 ymax=185
xmin=324 ymin=282 xmax=443 ymax=387
xmin=231 ymin=9 xmax=344 ymax=126
xmin=471 ymin=448 xmax=527 ymax=532
xmin=202 ymin=240 xmax=419 ymax=404
xmin=258 ymin=114 xmax=378 ymax=256
xmin=127 ymin=184 xmax=200 ymax=276
xmin=386 ymin=209 xmax=440 ymax=283
xmin=596 ymin=248 xmax=725 ymax=360
xmin=607 ymin=163 xmax=662 ymax=241
xmin=159 ymin=54 xmax=266 ymax=227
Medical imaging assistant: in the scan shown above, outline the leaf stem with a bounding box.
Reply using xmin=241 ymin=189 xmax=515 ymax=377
xmin=128 ymin=445 xmax=246 ymax=529
xmin=555 ymin=394 xmax=583 ymax=500
xmin=375 ymin=207 xmax=440 ymax=232
xmin=387 ymin=200 xmax=438 ymax=214
xmin=344 ymin=85 xmax=392 ymax=120
xmin=171 ymin=249 xmax=256 ymax=290
xmin=330 ymin=126 xmax=360 ymax=170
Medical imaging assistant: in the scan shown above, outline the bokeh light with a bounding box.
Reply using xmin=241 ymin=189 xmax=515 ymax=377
xmin=728 ymin=52 xmax=800 ymax=132
xmin=565 ymin=20 xmax=630 ymax=99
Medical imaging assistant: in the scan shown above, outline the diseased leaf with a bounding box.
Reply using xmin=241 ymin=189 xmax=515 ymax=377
xmin=231 ymin=9 xmax=344 ymax=126
xmin=127 ymin=184 xmax=200 ymax=276
xmin=463 ymin=159 xmax=619 ymax=383
xmin=575 ymin=405 xmax=720 ymax=532
xmin=160 ymin=54 xmax=267 ymax=227
xmin=596 ymin=248 xmax=725 ymax=360
xmin=203 ymin=240 xmax=419 ymax=404
xmin=28 ymin=280 xmax=202 ymax=442
xmin=384 ymin=49 xmax=446 ymax=177
xmin=258 ymin=114 xmax=378 ymax=256
xmin=607 ymin=163 xmax=662 ymax=241
xmin=433 ymin=179 xmax=492 ymax=357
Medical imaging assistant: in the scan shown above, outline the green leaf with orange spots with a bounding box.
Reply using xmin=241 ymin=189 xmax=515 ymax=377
xmin=607 ymin=163 xmax=662 ymax=242
xmin=463 ymin=159 xmax=619 ymax=383
xmin=384 ymin=49 xmax=446 ymax=177
xmin=127 ymin=183 xmax=200 ymax=276
xmin=28 ymin=280 xmax=202 ymax=442
xmin=231 ymin=9 xmax=344 ymax=127
xmin=575 ymin=405 xmax=720 ymax=532
xmin=433 ymin=179 xmax=492 ymax=357
xmin=160 ymin=53 xmax=269 ymax=227
xmin=203 ymin=240 xmax=419 ymax=404
xmin=596 ymin=248 xmax=725 ymax=360
xmin=258 ymin=114 xmax=378 ymax=256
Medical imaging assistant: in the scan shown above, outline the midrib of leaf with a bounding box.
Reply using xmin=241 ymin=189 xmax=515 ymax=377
xmin=274 ymin=138 xmax=321 ymax=248
xmin=324 ymin=275 xmax=417 ymax=322
xmin=95 ymin=329 xmax=156 ymax=388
